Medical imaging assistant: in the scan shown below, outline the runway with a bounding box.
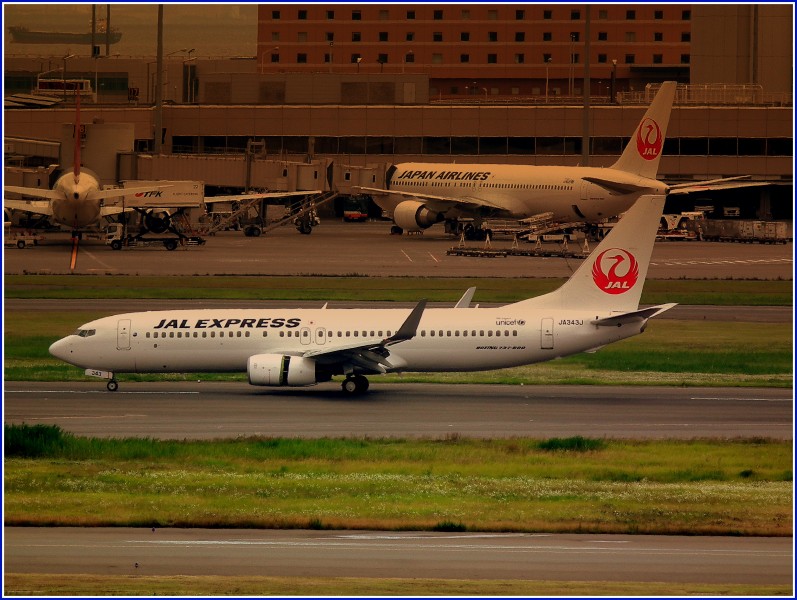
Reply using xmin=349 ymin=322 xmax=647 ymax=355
xmin=4 ymin=527 xmax=791 ymax=585
xmin=4 ymin=381 xmax=792 ymax=440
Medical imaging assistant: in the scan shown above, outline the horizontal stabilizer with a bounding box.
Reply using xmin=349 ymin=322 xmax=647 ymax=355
xmin=4 ymin=186 xmax=63 ymax=200
xmin=582 ymin=177 xmax=646 ymax=195
xmin=591 ymin=303 xmax=677 ymax=327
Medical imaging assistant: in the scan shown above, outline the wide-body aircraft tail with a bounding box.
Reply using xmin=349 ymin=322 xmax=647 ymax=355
xmin=610 ymin=81 xmax=677 ymax=179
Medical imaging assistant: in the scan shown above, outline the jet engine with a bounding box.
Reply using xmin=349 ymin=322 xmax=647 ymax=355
xmin=392 ymin=200 xmax=444 ymax=232
xmin=143 ymin=209 xmax=172 ymax=234
xmin=247 ymin=354 xmax=318 ymax=387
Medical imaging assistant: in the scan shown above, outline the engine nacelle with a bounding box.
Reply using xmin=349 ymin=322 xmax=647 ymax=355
xmin=393 ymin=200 xmax=444 ymax=232
xmin=247 ymin=354 xmax=317 ymax=387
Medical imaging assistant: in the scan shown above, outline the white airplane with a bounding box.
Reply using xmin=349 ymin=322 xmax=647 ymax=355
xmin=358 ymin=81 xmax=752 ymax=239
xmin=50 ymin=193 xmax=675 ymax=395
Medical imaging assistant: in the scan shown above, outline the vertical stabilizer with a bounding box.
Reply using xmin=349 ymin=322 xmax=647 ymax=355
xmin=610 ymin=82 xmax=676 ymax=179
xmin=512 ymin=194 xmax=666 ymax=313
xmin=73 ymin=89 xmax=81 ymax=182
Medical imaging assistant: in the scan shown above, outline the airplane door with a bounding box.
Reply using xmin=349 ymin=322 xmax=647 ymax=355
xmin=541 ymin=318 xmax=554 ymax=349
xmin=314 ymin=327 xmax=327 ymax=346
xmin=117 ymin=319 xmax=131 ymax=350
xmin=300 ymin=327 xmax=312 ymax=345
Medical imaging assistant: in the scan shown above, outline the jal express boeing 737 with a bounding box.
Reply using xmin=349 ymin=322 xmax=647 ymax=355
xmin=50 ymin=193 xmax=674 ymax=395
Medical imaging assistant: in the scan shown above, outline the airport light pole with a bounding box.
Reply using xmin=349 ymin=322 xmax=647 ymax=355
xmin=356 ymin=57 xmax=362 ymax=73
xmin=545 ymin=57 xmax=551 ymax=103
xmin=611 ymin=59 xmax=617 ymax=103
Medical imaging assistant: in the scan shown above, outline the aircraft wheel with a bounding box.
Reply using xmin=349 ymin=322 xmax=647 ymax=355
xmin=341 ymin=375 xmax=369 ymax=395
xmin=298 ymin=222 xmax=313 ymax=234
xmin=164 ymin=239 xmax=178 ymax=251
xmin=250 ymin=226 xmax=262 ymax=237
xmin=110 ymin=240 xmax=123 ymax=250
xmin=390 ymin=225 xmax=403 ymax=235
xmin=107 ymin=380 xmax=119 ymax=392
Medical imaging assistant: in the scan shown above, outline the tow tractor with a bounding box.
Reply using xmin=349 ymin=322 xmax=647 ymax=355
xmin=105 ymin=223 xmax=205 ymax=250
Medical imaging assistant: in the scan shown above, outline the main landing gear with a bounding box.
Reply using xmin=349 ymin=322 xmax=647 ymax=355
xmin=341 ymin=374 xmax=369 ymax=395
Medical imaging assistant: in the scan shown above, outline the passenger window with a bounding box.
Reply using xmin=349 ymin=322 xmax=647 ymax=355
xmin=211 ymin=332 xmax=216 ymax=338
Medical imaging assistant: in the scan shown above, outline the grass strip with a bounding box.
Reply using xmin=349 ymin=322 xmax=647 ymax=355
xmin=5 ymin=426 xmax=792 ymax=537
xmin=5 ymin=274 xmax=793 ymax=305
xmin=4 ymin=573 xmax=791 ymax=597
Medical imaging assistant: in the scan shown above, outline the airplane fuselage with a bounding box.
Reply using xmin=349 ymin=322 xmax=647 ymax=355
xmin=50 ymin=170 xmax=103 ymax=229
xmin=49 ymin=306 xmax=644 ymax=376
xmin=386 ymin=162 xmax=668 ymax=223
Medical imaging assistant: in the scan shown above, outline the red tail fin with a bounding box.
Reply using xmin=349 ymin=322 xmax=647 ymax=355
xmin=73 ymin=88 xmax=81 ymax=181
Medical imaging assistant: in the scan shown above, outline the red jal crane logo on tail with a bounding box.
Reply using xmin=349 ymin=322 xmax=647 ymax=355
xmin=592 ymin=249 xmax=639 ymax=294
xmin=636 ymin=117 xmax=662 ymax=160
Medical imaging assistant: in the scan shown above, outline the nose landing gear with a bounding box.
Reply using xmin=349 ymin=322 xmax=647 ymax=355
xmin=106 ymin=379 xmax=119 ymax=392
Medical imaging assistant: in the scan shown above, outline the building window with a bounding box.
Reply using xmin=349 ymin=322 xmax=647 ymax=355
xmin=404 ymin=52 xmax=415 ymax=63
xmin=654 ymin=32 xmax=663 ymax=42
xmin=543 ymin=10 xmax=552 ymax=20
xmin=432 ymin=53 xmax=443 ymax=64
xmin=572 ymin=53 xmax=579 ymax=64
xmin=271 ymin=54 xmax=279 ymax=63
xmin=379 ymin=32 xmax=388 ymax=42
xmin=433 ymin=32 xmax=443 ymax=42
xmin=598 ymin=31 xmax=608 ymax=41
xmin=325 ymin=32 xmax=334 ymax=42
xmin=514 ymin=8 xmax=524 ymax=19
xmin=406 ymin=32 xmax=415 ymax=42
xmin=324 ymin=53 xmax=331 ymax=63
xmin=298 ymin=9 xmax=307 ymax=20
xmin=625 ymin=54 xmax=635 ymax=64
xmin=326 ymin=10 xmax=334 ymax=19
xmin=515 ymin=53 xmax=525 ymax=64
xmin=681 ymin=54 xmax=690 ymax=64
xmin=297 ymin=53 xmax=307 ymax=64
xmin=297 ymin=32 xmax=307 ymax=43
xmin=543 ymin=32 xmax=552 ymax=41
xmin=597 ymin=54 xmax=607 ymax=63
xmin=460 ymin=54 xmax=470 ymax=63
xmin=625 ymin=32 xmax=636 ymax=42
xmin=598 ymin=9 xmax=608 ymax=19
xmin=379 ymin=10 xmax=389 ymax=20
xmin=352 ymin=32 xmax=361 ymax=42
xmin=488 ymin=10 xmax=498 ymax=20
xmin=461 ymin=9 xmax=470 ymax=19
xmin=434 ymin=9 xmax=443 ymax=20
xmin=488 ymin=31 xmax=498 ymax=42
xmin=378 ymin=53 xmax=388 ymax=64
xmin=681 ymin=32 xmax=691 ymax=42
xmin=271 ymin=32 xmax=279 ymax=42
xmin=407 ymin=10 xmax=415 ymax=19
xmin=653 ymin=54 xmax=663 ymax=64
xmin=570 ymin=32 xmax=580 ymax=42
xmin=461 ymin=32 xmax=470 ymax=42
xmin=487 ymin=53 xmax=498 ymax=64
xmin=351 ymin=54 xmax=361 ymax=63
xmin=515 ymin=32 xmax=525 ymax=42
xmin=271 ymin=10 xmax=280 ymax=19
xmin=571 ymin=9 xmax=580 ymax=19
xmin=655 ymin=10 xmax=663 ymax=19
xmin=352 ymin=10 xmax=361 ymax=20
xmin=626 ymin=9 xmax=636 ymax=20
xmin=543 ymin=53 xmax=552 ymax=62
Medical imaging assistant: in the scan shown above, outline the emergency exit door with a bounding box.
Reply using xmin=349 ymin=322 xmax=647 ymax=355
xmin=541 ymin=318 xmax=554 ymax=349
xmin=117 ymin=319 xmax=131 ymax=350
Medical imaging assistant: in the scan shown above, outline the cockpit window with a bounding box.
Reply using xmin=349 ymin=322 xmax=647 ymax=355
xmin=74 ymin=329 xmax=96 ymax=338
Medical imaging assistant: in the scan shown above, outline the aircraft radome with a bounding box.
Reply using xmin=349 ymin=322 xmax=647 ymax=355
xmin=50 ymin=194 xmax=674 ymax=395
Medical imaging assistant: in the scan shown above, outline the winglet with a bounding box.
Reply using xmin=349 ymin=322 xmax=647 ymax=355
xmin=385 ymin=299 xmax=426 ymax=344
xmin=455 ymin=287 xmax=476 ymax=308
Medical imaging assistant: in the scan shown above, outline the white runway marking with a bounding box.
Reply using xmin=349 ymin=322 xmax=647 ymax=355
xmin=428 ymin=252 xmax=440 ymax=263
xmin=6 ymin=390 xmax=200 ymax=395
xmin=400 ymin=249 xmax=413 ymax=262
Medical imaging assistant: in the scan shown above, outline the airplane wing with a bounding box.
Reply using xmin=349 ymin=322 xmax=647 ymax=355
xmin=4 ymin=198 xmax=54 ymax=216
xmin=91 ymin=185 xmax=174 ymax=202
xmin=206 ymin=190 xmax=323 ymax=202
xmin=4 ymin=186 xmax=63 ymax=200
xmin=299 ymin=300 xmax=427 ymax=374
xmin=354 ymin=186 xmax=506 ymax=212
xmin=668 ymin=179 xmax=770 ymax=195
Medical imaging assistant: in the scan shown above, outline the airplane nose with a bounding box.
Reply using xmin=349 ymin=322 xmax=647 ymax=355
xmin=49 ymin=337 xmax=72 ymax=361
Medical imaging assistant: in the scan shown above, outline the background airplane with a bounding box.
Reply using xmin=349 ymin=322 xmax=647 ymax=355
xmin=50 ymin=193 xmax=673 ymax=395
xmin=359 ymin=81 xmax=756 ymax=239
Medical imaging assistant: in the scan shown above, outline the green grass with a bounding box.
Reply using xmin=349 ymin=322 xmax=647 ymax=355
xmin=5 ymin=425 xmax=792 ymax=537
xmin=4 ymin=274 xmax=793 ymax=305
xmin=5 ymin=573 xmax=791 ymax=597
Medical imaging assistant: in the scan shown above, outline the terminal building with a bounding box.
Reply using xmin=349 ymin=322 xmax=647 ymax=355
xmin=3 ymin=4 xmax=793 ymax=220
